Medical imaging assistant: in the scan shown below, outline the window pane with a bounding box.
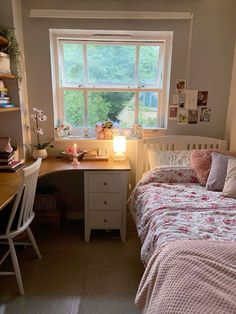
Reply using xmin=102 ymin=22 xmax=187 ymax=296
xmin=87 ymin=45 xmax=135 ymax=84
xmin=116 ymin=94 xmax=135 ymax=128
xmin=64 ymin=90 xmax=84 ymax=127
xmin=63 ymin=43 xmax=84 ymax=84
xmin=138 ymin=92 xmax=158 ymax=127
xmin=138 ymin=46 xmax=160 ymax=85
xmin=87 ymin=92 xmax=135 ymax=128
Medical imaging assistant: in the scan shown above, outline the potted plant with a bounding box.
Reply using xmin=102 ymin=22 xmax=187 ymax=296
xmin=0 ymin=26 xmax=21 ymax=81
xmin=31 ymin=107 xmax=53 ymax=159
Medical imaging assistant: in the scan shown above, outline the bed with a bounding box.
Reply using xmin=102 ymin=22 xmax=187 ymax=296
xmin=130 ymin=136 xmax=236 ymax=314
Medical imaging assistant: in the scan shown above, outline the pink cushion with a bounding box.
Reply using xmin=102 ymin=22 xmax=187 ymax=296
xmin=190 ymin=149 xmax=236 ymax=185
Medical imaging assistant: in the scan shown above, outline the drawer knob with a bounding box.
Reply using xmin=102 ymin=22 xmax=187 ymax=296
xmin=104 ymin=201 xmax=107 ymax=205
xmin=103 ymin=182 xmax=107 ymax=186
xmin=104 ymin=219 xmax=107 ymax=223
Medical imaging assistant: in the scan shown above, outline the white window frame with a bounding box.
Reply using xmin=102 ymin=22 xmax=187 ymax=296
xmin=50 ymin=29 xmax=173 ymax=133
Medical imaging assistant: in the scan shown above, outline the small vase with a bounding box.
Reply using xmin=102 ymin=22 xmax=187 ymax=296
xmin=32 ymin=148 xmax=48 ymax=160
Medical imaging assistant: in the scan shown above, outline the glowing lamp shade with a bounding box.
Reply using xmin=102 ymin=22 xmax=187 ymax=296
xmin=113 ymin=136 xmax=126 ymax=161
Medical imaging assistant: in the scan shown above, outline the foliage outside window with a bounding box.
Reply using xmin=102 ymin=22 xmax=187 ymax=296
xmin=51 ymin=30 xmax=172 ymax=133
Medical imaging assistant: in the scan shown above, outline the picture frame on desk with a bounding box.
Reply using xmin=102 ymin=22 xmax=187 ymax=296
xmin=97 ymin=148 xmax=108 ymax=157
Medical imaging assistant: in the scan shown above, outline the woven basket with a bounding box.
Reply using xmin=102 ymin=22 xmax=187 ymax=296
xmin=103 ymin=129 xmax=113 ymax=139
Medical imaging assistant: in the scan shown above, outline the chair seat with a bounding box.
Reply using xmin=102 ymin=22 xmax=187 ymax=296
xmin=0 ymin=214 xmax=34 ymax=239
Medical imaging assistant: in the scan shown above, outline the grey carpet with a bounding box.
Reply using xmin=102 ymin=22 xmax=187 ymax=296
xmin=0 ymin=216 xmax=143 ymax=314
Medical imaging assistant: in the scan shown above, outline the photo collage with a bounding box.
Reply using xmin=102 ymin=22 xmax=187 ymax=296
xmin=169 ymin=79 xmax=211 ymax=125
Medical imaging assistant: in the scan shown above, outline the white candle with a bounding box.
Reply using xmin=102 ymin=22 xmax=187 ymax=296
xmin=73 ymin=143 xmax=77 ymax=155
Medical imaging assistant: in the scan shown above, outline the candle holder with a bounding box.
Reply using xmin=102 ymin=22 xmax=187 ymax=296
xmin=71 ymin=153 xmax=80 ymax=166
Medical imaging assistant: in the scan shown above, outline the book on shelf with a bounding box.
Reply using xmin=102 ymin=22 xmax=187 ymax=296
xmin=0 ymin=156 xmax=14 ymax=164
xmin=0 ymin=88 xmax=8 ymax=99
xmin=0 ymin=160 xmax=21 ymax=169
xmin=0 ymin=151 xmax=15 ymax=159
xmin=0 ymin=99 xmax=10 ymax=104
xmin=0 ymin=160 xmax=25 ymax=172
xmin=0 ymin=152 xmax=15 ymax=164
xmin=0 ymin=103 xmax=15 ymax=108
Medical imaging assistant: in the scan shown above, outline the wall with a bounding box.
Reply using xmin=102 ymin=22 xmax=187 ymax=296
xmin=21 ymin=0 xmax=236 ymax=141
xmin=225 ymin=42 xmax=236 ymax=150
xmin=0 ymin=0 xmax=14 ymax=26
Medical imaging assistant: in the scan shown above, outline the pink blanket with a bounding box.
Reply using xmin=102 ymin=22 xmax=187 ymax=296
xmin=129 ymin=167 xmax=236 ymax=266
xmin=129 ymin=167 xmax=236 ymax=313
xmin=136 ymin=240 xmax=236 ymax=314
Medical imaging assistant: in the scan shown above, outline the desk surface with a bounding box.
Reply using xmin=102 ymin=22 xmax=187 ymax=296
xmin=0 ymin=157 xmax=131 ymax=211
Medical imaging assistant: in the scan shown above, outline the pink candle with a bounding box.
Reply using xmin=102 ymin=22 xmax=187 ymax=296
xmin=73 ymin=143 xmax=77 ymax=155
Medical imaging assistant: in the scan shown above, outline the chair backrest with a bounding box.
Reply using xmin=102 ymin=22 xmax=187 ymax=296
xmin=6 ymin=158 xmax=42 ymax=234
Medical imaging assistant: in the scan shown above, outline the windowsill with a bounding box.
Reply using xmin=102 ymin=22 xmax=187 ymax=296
xmin=54 ymin=128 xmax=167 ymax=142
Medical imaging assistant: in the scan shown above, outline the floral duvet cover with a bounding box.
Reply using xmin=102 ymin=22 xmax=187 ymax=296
xmin=129 ymin=166 xmax=236 ymax=266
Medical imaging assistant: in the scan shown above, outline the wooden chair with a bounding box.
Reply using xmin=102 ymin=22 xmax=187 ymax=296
xmin=0 ymin=158 xmax=42 ymax=295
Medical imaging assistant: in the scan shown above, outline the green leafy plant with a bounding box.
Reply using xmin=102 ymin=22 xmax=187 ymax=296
xmin=0 ymin=26 xmax=22 ymax=81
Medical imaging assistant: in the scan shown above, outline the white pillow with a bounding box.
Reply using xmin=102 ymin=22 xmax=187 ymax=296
xmin=222 ymin=159 xmax=236 ymax=198
xmin=147 ymin=149 xmax=191 ymax=169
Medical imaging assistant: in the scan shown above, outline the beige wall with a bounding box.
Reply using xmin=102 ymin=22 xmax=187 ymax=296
xmin=0 ymin=0 xmax=14 ymax=26
xmin=225 ymin=42 xmax=236 ymax=150
xmin=21 ymin=0 xmax=236 ymax=143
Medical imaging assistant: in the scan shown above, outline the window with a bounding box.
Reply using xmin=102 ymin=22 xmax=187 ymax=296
xmin=50 ymin=30 xmax=172 ymax=133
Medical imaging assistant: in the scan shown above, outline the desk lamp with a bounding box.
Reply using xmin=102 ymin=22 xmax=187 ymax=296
xmin=113 ymin=136 xmax=126 ymax=161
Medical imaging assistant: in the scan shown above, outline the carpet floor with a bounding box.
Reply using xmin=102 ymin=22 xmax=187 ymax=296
xmin=0 ymin=215 xmax=143 ymax=314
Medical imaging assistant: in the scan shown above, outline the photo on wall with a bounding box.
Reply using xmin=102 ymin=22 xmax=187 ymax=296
xmin=197 ymin=91 xmax=208 ymax=106
xmin=200 ymin=107 xmax=211 ymax=122
xmin=173 ymin=94 xmax=179 ymax=105
xmin=178 ymin=94 xmax=186 ymax=108
xmin=188 ymin=109 xmax=198 ymax=124
xmin=176 ymin=79 xmax=186 ymax=94
xmin=178 ymin=109 xmax=188 ymax=124
xmin=185 ymin=90 xmax=198 ymax=109
xmin=169 ymin=106 xmax=178 ymax=120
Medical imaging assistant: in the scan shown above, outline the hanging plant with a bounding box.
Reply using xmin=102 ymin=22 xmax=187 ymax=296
xmin=0 ymin=26 xmax=22 ymax=82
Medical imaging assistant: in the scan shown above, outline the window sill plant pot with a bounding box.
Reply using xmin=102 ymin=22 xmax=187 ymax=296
xmin=32 ymin=148 xmax=48 ymax=160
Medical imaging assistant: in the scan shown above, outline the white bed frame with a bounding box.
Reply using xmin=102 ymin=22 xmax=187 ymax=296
xmin=136 ymin=135 xmax=227 ymax=183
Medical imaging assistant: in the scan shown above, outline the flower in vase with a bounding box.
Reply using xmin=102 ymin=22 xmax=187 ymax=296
xmin=31 ymin=107 xmax=53 ymax=150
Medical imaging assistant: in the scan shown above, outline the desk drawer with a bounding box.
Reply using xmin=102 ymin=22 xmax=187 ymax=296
xmin=89 ymin=211 xmax=121 ymax=229
xmin=88 ymin=173 xmax=122 ymax=193
xmin=89 ymin=193 xmax=121 ymax=211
